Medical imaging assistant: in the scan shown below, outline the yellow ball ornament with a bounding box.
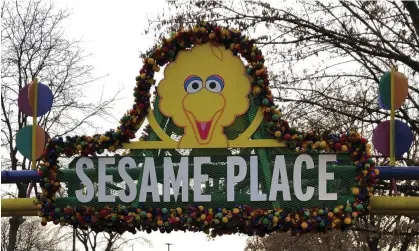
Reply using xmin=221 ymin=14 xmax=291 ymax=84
xmin=344 ymin=218 xmax=352 ymax=225
xmin=352 ymin=187 xmax=360 ymax=195
xmin=301 ymin=222 xmax=308 ymax=229
xmin=320 ymin=141 xmax=327 ymax=148
xmin=253 ymin=86 xmax=262 ymax=95
xmin=222 ymin=217 xmax=229 ymax=223
xmin=341 ymin=145 xmax=348 ymax=152
xmin=274 ymin=131 xmax=282 ymax=138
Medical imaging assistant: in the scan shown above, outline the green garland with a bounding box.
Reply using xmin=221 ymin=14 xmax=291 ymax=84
xmin=35 ymin=22 xmax=378 ymax=236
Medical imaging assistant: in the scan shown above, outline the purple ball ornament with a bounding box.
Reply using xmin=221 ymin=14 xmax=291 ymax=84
xmin=372 ymin=120 xmax=413 ymax=157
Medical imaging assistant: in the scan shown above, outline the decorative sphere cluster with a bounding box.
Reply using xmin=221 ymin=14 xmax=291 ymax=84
xmin=36 ymin=22 xmax=377 ymax=235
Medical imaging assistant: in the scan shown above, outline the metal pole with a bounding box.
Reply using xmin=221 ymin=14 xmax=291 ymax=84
xmin=165 ymin=243 xmax=173 ymax=251
xmin=73 ymin=225 xmax=76 ymax=251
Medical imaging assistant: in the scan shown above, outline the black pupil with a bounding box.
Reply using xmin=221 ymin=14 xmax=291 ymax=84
xmin=192 ymin=82 xmax=199 ymax=89
xmin=209 ymin=81 xmax=217 ymax=89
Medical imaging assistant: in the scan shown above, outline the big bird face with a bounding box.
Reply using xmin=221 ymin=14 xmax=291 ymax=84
xmin=158 ymin=43 xmax=250 ymax=146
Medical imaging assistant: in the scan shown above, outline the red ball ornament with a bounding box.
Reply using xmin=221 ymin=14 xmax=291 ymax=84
xmin=100 ymin=209 xmax=107 ymax=217
xmin=284 ymin=134 xmax=291 ymax=141
xmin=335 ymin=143 xmax=342 ymax=150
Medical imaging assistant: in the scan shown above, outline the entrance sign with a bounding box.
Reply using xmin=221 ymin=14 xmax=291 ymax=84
xmin=35 ymin=23 xmax=378 ymax=236
xmin=74 ymin=155 xmax=338 ymax=203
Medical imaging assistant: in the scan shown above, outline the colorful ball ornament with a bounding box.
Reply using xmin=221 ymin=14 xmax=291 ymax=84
xmin=372 ymin=120 xmax=413 ymax=157
xmin=378 ymin=71 xmax=408 ymax=110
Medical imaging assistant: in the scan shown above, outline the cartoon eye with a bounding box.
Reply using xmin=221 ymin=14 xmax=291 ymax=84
xmin=205 ymin=75 xmax=224 ymax=93
xmin=184 ymin=75 xmax=203 ymax=94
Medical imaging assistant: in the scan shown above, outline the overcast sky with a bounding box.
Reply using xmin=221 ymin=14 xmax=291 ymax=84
xmin=52 ymin=1 xmax=248 ymax=250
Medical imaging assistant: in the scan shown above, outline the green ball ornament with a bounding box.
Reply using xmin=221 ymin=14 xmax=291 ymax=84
xmin=262 ymin=218 xmax=269 ymax=225
xmin=262 ymin=98 xmax=269 ymax=106
xmin=111 ymin=215 xmax=117 ymax=222
xmin=318 ymin=209 xmax=324 ymax=215
xmin=135 ymin=216 xmax=141 ymax=221
xmin=356 ymin=204 xmax=364 ymax=211
xmin=167 ymin=50 xmax=175 ymax=58
xmin=216 ymin=213 xmax=223 ymax=219
xmin=257 ymin=79 xmax=264 ymax=85
xmin=140 ymin=211 xmax=147 ymax=218
xmin=162 ymin=208 xmax=168 ymax=214
xmin=345 ymin=207 xmax=352 ymax=213
xmin=272 ymin=114 xmax=279 ymax=121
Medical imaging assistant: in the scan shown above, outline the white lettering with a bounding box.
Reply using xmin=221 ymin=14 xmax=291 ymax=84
xmin=193 ymin=157 xmax=211 ymax=202
xmin=250 ymin=156 xmax=267 ymax=201
xmin=319 ymin=155 xmax=338 ymax=200
xmin=163 ymin=157 xmax=189 ymax=202
xmin=98 ymin=158 xmax=116 ymax=202
xmin=293 ymin=154 xmax=314 ymax=201
xmin=75 ymin=157 xmax=94 ymax=203
xmin=269 ymin=155 xmax=291 ymax=201
xmin=117 ymin=157 xmax=137 ymax=203
xmin=139 ymin=157 xmax=160 ymax=202
xmin=227 ymin=156 xmax=247 ymax=201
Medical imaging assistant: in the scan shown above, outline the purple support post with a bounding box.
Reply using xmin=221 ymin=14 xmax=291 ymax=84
xmin=1 ymin=170 xmax=39 ymax=184
xmin=377 ymin=166 xmax=419 ymax=180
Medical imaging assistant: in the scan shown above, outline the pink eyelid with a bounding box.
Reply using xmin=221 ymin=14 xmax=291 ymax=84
xmin=185 ymin=75 xmax=200 ymax=83
xmin=210 ymin=74 xmax=224 ymax=82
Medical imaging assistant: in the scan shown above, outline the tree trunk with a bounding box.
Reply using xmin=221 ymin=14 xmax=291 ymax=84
xmin=400 ymin=235 xmax=413 ymax=251
xmin=7 ymin=183 xmax=28 ymax=251
xmin=7 ymin=216 xmax=25 ymax=251
xmin=367 ymin=238 xmax=379 ymax=251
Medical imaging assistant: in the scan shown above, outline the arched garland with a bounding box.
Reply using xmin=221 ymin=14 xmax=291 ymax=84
xmin=35 ymin=22 xmax=378 ymax=236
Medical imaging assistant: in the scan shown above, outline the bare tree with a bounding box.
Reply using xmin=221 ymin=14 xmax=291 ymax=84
xmin=144 ymin=1 xmax=419 ymax=250
xmin=1 ymin=1 xmax=120 ymax=250
xmin=74 ymin=227 xmax=151 ymax=251
xmin=1 ymin=217 xmax=69 ymax=251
